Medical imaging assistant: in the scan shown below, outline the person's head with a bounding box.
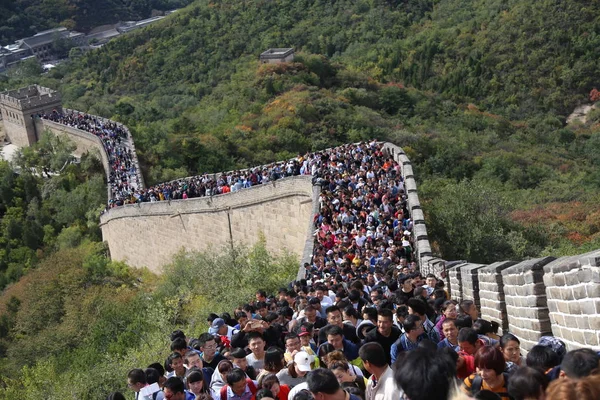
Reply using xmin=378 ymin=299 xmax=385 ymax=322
xmin=186 ymin=368 xmax=207 ymax=395
xmin=425 ymin=274 xmax=437 ymax=288
xmin=358 ymin=342 xmax=388 ymax=373
xmin=168 ymin=353 xmax=185 ymax=376
xmin=507 ymin=366 xmax=548 ymax=400
xmin=475 ymin=345 xmax=506 ymax=383
xmin=362 ymin=307 xmax=377 ymax=323
xmin=546 ymin=374 xmax=600 ymax=400
xmin=403 ymin=314 xmax=423 ymax=338
xmin=107 ymin=392 xmax=126 ymax=400
xmin=458 ymin=327 xmax=479 ymax=355
xmin=230 ymin=347 xmax=248 ymax=370
xmin=264 ymin=346 xmax=285 ymax=373
xmin=441 ymin=300 xmax=458 ymax=319
xmin=328 ymin=360 xmax=353 ymax=384
xmin=376 ymin=308 xmax=393 ymax=336
xmin=315 ymin=285 xmax=327 ymax=301
xmin=399 ymin=275 xmax=413 ymax=292
xmin=473 ymin=319 xmax=499 ymax=337
xmin=256 ymin=388 xmax=275 ymax=400
xmin=394 ymin=348 xmax=456 ymax=400
xmin=226 ymin=368 xmax=248 ymax=396
xmin=256 ymin=290 xmax=268 ymax=302
xmin=185 ymin=351 xmax=203 ymax=369
xmin=342 ymin=306 xmax=359 ymax=323
xmin=395 ymin=304 xmax=409 ymax=325
xmin=325 ymin=305 xmax=343 ymax=327
xmin=285 ymin=333 xmax=301 ymax=354
xmin=260 ymin=374 xmax=282 ymax=398
xmin=307 ymin=368 xmax=342 ymax=399
xmin=500 ymin=333 xmax=521 ymax=364
xmin=218 ymin=360 xmax=234 ymax=380
xmin=526 ymin=345 xmax=560 ymax=372
xmin=460 ymin=300 xmax=479 ymax=320
xmin=304 ymin=305 xmax=318 ymax=321
xmin=127 ymin=368 xmax=146 ymax=393
xmin=407 ymin=298 xmax=426 ymax=320
xmin=163 ymin=377 xmax=186 ymax=400
xmin=325 ymin=325 xmax=344 ymax=350
xmin=560 ymin=348 xmax=600 ymax=379
xmin=442 ymin=319 xmax=458 ymax=343
xmin=198 ymin=333 xmax=218 ymax=359
xmin=298 ymin=323 xmax=314 ymax=346
xmin=171 ymin=337 xmax=188 ymax=355
xmin=248 ymin=332 xmax=266 ymax=357
xmin=144 ymin=368 xmax=161 ymax=387
xmin=456 ymin=314 xmax=473 ymax=330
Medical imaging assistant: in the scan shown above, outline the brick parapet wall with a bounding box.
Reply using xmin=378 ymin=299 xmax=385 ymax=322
xmin=100 ymin=176 xmax=314 ymax=273
xmin=543 ymin=250 xmax=600 ymax=350
xmin=478 ymin=261 xmax=518 ymax=333
xmin=501 ymin=257 xmax=555 ymax=351
xmin=460 ymin=263 xmax=487 ymax=312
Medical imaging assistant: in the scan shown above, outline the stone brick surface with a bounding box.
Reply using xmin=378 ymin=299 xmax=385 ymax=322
xmin=543 ymin=250 xmax=600 ymax=351
xmin=478 ymin=260 xmax=517 ymax=334
xmin=501 ymin=257 xmax=555 ymax=351
xmin=101 ymin=176 xmax=314 ymax=273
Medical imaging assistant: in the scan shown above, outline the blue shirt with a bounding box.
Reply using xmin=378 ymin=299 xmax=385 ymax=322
xmin=437 ymin=338 xmax=460 ymax=352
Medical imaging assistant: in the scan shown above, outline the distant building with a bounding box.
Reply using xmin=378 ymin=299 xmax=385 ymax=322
xmin=15 ymin=27 xmax=86 ymax=61
xmin=260 ymin=48 xmax=295 ymax=64
xmin=0 ymin=85 xmax=62 ymax=146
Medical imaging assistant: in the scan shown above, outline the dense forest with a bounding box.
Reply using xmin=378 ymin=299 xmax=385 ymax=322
xmin=1 ymin=0 xmax=600 ymax=397
xmin=0 ymin=0 xmax=192 ymax=43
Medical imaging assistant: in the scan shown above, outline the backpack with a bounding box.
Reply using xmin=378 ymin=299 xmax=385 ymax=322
xmin=220 ymin=378 xmax=257 ymax=400
xmin=470 ymin=373 xmax=512 ymax=399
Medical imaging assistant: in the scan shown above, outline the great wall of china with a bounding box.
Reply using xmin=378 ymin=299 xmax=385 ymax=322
xmin=1 ymin=86 xmax=599 ymax=353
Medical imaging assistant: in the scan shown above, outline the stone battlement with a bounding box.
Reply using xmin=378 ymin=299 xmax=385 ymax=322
xmin=0 ymin=85 xmax=61 ymax=111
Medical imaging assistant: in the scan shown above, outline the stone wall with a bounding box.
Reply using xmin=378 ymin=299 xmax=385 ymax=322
xmin=36 ymin=118 xmax=112 ymax=199
xmin=478 ymin=261 xmax=518 ymax=332
xmin=544 ymin=250 xmax=600 ymax=350
xmin=460 ymin=263 xmax=487 ymax=313
xmin=100 ymin=176 xmax=314 ymax=273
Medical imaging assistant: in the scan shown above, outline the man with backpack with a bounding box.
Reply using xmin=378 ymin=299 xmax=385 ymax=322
xmin=220 ymin=368 xmax=258 ymax=400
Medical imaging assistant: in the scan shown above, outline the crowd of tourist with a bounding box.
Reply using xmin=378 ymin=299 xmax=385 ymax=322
xmin=107 ymin=140 xmax=600 ymax=400
xmin=39 ymin=111 xmax=142 ymax=201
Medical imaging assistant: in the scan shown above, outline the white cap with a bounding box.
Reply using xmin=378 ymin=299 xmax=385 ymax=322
xmin=294 ymin=351 xmax=315 ymax=372
xmin=402 ymin=240 xmax=411 ymax=247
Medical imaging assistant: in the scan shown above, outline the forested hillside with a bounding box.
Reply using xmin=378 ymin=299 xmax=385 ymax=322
xmin=0 ymin=0 xmax=191 ymax=43
xmin=0 ymin=0 xmax=600 ymax=398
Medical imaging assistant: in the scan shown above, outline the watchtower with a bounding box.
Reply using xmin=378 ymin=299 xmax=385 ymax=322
xmin=259 ymin=48 xmax=295 ymax=64
xmin=0 ymin=85 xmax=62 ymax=146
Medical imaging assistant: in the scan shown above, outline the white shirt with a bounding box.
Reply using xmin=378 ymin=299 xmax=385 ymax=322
xmin=366 ymin=366 xmax=398 ymax=400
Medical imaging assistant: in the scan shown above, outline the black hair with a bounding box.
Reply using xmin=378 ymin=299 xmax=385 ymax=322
xmin=507 ymin=366 xmax=548 ymax=400
xmin=395 ymin=305 xmax=409 ymax=319
xmin=457 ymin=328 xmax=478 ymax=345
xmin=473 ymin=319 xmax=499 ymax=336
xmin=455 ymin=314 xmax=473 ymax=330
xmin=144 ymin=368 xmax=161 ymax=385
xmin=325 ymin=305 xmax=341 ymax=315
xmin=499 ymin=333 xmax=520 ymax=348
xmin=343 ymin=306 xmax=360 ymax=320
xmin=127 ymin=368 xmax=146 ymax=385
xmin=292 ymin=389 xmax=315 ymax=400
xmin=247 ymin=331 xmax=265 ymax=342
xmin=307 ymin=368 xmax=341 ymax=395
xmin=226 ymin=368 xmax=247 ymax=385
xmin=394 ymin=348 xmax=455 ymax=400
xmin=358 ymin=342 xmax=388 ymax=368
xmin=325 ymin=325 xmax=344 ymax=338
xmin=526 ymin=345 xmax=560 ymax=371
xmin=170 ymin=330 xmax=186 ymax=342
xmin=171 ymin=337 xmax=188 ymax=352
xmin=561 ymin=348 xmax=600 ymax=379
xmin=474 ymin=390 xmax=502 ymax=400
xmin=377 ymin=308 xmax=393 ymax=320
xmin=403 ymin=314 xmax=421 ymax=333
xmin=406 ymin=298 xmax=426 ymax=316
xmin=107 ymin=393 xmax=126 ymax=400
xmin=198 ymin=332 xmax=216 ymax=347
xmin=256 ymin=389 xmax=275 ymax=400
xmin=164 ymin=377 xmax=185 ymax=394
xmin=168 ymin=352 xmax=183 ymax=362
xmin=362 ymin=307 xmax=378 ymax=320
xmin=148 ymin=362 xmax=165 ymax=376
